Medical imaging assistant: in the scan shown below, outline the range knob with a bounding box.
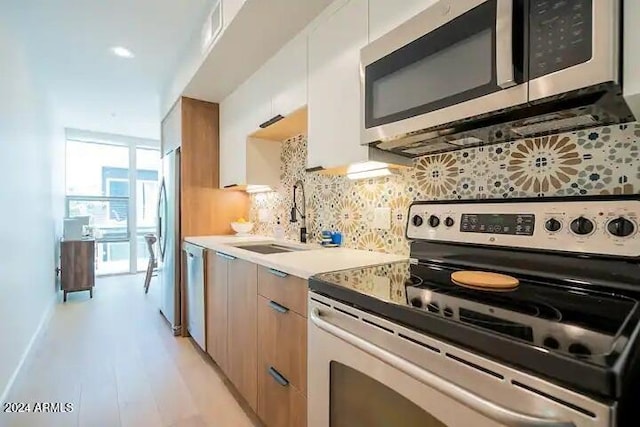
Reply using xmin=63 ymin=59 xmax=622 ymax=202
xmin=412 ymin=215 xmax=424 ymax=227
xmin=444 ymin=217 xmax=455 ymax=227
xmin=607 ymin=217 xmax=635 ymax=238
xmin=428 ymin=215 xmax=441 ymax=228
xmin=570 ymin=217 xmax=594 ymax=236
xmin=545 ymin=218 xmax=562 ymax=232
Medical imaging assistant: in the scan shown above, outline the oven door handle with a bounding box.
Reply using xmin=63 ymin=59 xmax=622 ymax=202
xmin=496 ymin=0 xmax=516 ymax=88
xmin=310 ymin=308 xmax=575 ymax=427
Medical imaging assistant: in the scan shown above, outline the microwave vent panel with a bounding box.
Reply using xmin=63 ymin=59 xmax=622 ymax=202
xmin=402 ymin=142 xmax=458 ymax=155
xmin=511 ymin=115 xmax=597 ymax=137
xmin=447 ymin=136 xmax=484 ymax=147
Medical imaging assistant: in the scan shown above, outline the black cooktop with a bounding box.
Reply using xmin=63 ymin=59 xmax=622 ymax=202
xmin=309 ymin=241 xmax=640 ymax=400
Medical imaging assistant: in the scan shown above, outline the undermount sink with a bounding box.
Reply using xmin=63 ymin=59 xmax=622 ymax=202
xmin=235 ymin=243 xmax=309 ymax=255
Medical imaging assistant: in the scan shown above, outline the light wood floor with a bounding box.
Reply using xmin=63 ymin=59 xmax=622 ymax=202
xmin=1 ymin=274 xmax=261 ymax=427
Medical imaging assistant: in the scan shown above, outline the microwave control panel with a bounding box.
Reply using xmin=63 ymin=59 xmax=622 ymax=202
xmin=529 ymin=0 xmax=593 ymax=79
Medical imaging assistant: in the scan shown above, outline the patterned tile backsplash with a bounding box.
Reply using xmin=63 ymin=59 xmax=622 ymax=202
xmin=249 ymin=123 xmax=640 ymax=256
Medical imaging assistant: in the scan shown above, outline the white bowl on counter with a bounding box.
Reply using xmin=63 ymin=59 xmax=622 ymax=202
xmin=231 ymin=222 xmax=254 ymax=236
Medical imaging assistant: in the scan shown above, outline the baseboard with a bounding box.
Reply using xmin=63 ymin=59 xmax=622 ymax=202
xmin=0 ymin=295 xmax=56 ymax=404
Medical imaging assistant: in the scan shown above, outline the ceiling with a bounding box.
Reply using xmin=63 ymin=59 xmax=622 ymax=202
xmin=6 ymin=0 xmax=212 ymax=140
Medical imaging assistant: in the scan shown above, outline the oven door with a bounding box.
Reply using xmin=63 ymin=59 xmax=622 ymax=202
xmin=361 ymin=0 xmax=528 ymax=145
xmin=308 ymin=294 xmax=613 ymax=427
xmin=528 ymin=0 xmax=620 ymax=102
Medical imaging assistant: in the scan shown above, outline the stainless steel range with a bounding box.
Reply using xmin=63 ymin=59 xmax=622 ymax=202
xmin=308 ymin=196 xmax=640 ymax=427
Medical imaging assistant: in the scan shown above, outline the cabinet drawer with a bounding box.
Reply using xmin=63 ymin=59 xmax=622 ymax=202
xmin=258 ymin=296 xmax=307 ymax=394
xmin=257 ymin=266 xmax=307 ymax=317
xmin=257 ymin=363 xmax=307 ymax=427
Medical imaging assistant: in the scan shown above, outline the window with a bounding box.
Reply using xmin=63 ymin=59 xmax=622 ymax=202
xmin=65 ymin=138 xmax=160 ymax=275
xmin=136 ymin=148 xmax=161 ymax=271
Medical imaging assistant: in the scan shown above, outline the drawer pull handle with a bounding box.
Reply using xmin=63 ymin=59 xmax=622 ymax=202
xmin=268 ymin=367 xmax=289 ymax=387
xmin=305 ymin=166 xmax=324 ymax=173
xmin=268 ymin=300 xmax=289 ymax=314
xmin=260 ymin=114 xmax=285 ymax=129
xmin=216 ymin=252 xmax=236 ymax=261
xmin=268 ymin=268 xmax=288 ymax=278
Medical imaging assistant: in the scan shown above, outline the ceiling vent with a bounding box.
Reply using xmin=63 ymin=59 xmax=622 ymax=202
xmin=201 ymin=0 xmax=223 ymax=54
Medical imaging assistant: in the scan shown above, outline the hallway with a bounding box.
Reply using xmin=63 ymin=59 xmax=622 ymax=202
xmin=0 ymin=275 xmax=259 ymax=427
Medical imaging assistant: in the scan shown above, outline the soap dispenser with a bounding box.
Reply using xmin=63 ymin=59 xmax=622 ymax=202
xmin=274 ymin=217 xmax=285 ymax=240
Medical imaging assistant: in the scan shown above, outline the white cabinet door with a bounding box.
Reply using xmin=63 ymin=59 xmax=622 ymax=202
xmin=271 ymin=34 xmax=308 ymax=117
xmin=220 ymin=89 xmax=247 ymax=188
xmin=369 ymin=0 xmax=438 ymax=41
xmin=244 ymin=67 xmax=273 ymax=131
xmin=308 ymin=0 xmax=369 ymax=170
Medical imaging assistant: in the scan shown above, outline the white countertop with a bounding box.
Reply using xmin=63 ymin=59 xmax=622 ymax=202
xmin=184 ymin=235 xmax=407 ymax=279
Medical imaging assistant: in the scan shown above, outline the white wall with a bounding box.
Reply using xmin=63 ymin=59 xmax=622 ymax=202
xmin=0 ymin=17 xmax=60 ymax=401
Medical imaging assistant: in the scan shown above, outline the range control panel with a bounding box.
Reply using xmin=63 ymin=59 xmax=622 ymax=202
xmin=407 ymin=198 xmax=640 ymax=258
xmin=460 ymin=214 xmax=536 ymax=236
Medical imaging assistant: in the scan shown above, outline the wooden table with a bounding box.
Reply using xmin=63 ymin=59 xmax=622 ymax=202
xmin=60 ymin=239 xmax=95 ymax=301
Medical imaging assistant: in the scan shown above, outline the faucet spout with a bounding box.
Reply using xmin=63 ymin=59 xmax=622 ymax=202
xmin=291 ymin=180 xmax=307 ymax=242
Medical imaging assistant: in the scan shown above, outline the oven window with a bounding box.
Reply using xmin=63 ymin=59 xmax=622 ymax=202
xmin=372 ymin=28 xmax=493 ymax=120
xmin=330 ymin=362 xmax=448 ymax=427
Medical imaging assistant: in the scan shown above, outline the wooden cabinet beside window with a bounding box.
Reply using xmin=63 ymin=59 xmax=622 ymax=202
xmin=60 ymin=239 xmax=95 ymax=301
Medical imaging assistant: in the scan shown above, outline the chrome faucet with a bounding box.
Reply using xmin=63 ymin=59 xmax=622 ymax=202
xmin=290 ymin=180 xmax=307 ymax=243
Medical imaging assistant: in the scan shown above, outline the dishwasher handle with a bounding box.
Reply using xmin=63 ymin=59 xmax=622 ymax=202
xmin=310 ymin=308 xmax=575 ymax=427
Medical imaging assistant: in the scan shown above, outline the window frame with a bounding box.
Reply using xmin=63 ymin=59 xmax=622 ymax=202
xmin=64 ymin=132 xmax=160 ymax=275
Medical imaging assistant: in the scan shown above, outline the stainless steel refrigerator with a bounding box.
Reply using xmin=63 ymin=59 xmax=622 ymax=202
xmin=157 ymin=147 xmax=181 ymax=335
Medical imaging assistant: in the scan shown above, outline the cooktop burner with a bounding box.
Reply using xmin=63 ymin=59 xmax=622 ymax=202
xmin=406 ymin=262 xmax=636 ymax=359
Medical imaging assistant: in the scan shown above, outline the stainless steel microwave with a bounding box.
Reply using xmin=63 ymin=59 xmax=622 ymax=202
xmin=361 ymin=0 xmax=636 ymax=157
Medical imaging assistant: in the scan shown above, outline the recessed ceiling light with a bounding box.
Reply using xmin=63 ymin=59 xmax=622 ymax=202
xmin=110 ymin=46 xmax=134 ymax=58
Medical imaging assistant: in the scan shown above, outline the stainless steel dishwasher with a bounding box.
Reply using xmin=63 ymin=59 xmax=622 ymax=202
xmin=183 ymin=243 xmax=205 ymax=350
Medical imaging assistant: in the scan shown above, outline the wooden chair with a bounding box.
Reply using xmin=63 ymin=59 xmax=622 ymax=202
xmin=144 ymin=234 xmax=158 ymax=294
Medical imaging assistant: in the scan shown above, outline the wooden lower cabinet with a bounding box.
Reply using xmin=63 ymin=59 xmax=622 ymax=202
xmin=257 ymin=266 xmax=308 ymax=317
xmin=206 ymin=251 xmax=229 ymax=373
xmin=257 ymin=294 xmax=307 ymax=427
xmin=227 ymin=258 xmax=258 ymax=411
xmin=204 ymin=255 xmax=308 ymax=425
xmin=258 ymin=364 xmax=307 ymax=427
xmin=257 ymin=296 xmax=307 ymax=393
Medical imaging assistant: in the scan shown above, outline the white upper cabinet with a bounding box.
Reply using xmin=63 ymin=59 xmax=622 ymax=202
xmin=220 ymin=83 xmax=281 ymax=189
xmin=220 ymin=87 xmax=247 ymax=188
xmin=368 ymin=0 xmax=438 ymax=41
xmin=243 ymin=67 xmax=273 ymax=130
xmin=220 ymin=32 xmax=309 ymax=188
xmin=307 ymin=0 xmax=369 ymax=170
xmin=270 ymin=34 xmax=308 ymax=118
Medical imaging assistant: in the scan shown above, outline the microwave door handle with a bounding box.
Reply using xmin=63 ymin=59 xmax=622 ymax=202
xmin=310 ymin=308 xmax=575 ymax=427
xmin=496 ymin=0 xmax=516 ymax=88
